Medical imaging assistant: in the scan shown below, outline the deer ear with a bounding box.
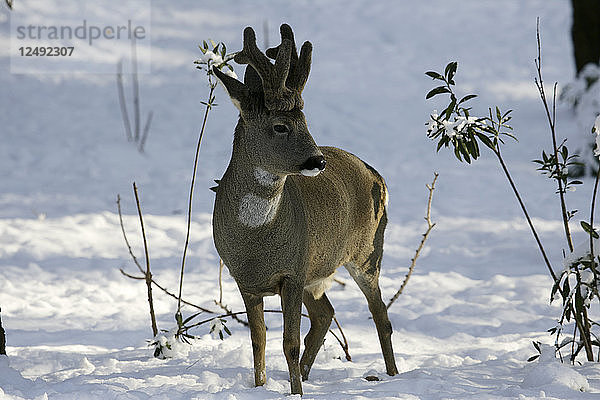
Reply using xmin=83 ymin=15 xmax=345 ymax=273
xmin=212 ymin=67 xmax=249 ymax=112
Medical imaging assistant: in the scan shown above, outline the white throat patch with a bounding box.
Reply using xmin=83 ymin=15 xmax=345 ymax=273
xmin=238 ymin=193 xmax=282 ymax=227
xmin=254 ymin=167 xmax=280 ymax=186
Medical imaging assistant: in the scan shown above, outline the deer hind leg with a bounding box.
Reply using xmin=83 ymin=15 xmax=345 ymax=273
xmin=241 ymin=293 xmax=267 ymax=387
xmin=345 ymin=212 xmax=399 ymax=376
xmin=300 ymin=291 xmax=334 ymax=381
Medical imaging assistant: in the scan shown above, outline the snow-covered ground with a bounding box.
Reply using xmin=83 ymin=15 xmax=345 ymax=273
xmin=2 ymin=1 xmax=600 ymax=398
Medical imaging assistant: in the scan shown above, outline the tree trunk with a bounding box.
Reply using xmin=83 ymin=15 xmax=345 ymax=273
xmin=0 ymin=307 xmax=6 ymax=355
xmin=571 ymin=0 xmax=600 ymax=76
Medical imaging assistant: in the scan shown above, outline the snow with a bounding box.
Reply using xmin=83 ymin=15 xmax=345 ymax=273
xmin=522 ymin=345 xmax=590 ymax=393
xmin=2 ymin=0 xmax=600 ymax=399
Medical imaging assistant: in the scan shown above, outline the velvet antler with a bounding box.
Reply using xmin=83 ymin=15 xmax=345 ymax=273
xmin=266 ymin=23 xmax=312 ymax=109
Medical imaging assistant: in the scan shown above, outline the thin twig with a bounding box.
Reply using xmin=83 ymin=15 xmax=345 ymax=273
xmin=213 ymin=300 xmax=249 ymax=327
xmin=139 ymin=111 xmax=153 ymax=153
xmin=120 ymin=269 xmax=145 ymax=280
xmin=333 ymin=277 xmax=346 ymax=287
xmin=589 ymin=166 xmax=600 ymax=289
xmin=133 ymin=183 xmax=158 ymax=337
xmin=132 ymin=38 xmax=140 ymax=142
xmin=332 ymin=315 xmax=351 ymax=361
xmin=117 ymin=195 xmax=217 ymax=315
xmin=176 ymin=75 xmax=217 ymax=324
xmin=494 ymin=146 xmax=559 ymax=283
xmin=387 ymin=173 xmax=438 ymax=309
xmin=116 ymin=61 xmax=133 ymax=142
xmin=119 ymin=268 xmax=217 ymax=314
xmin=117 ymin=195 xmax=143 ymax=271
xmin=213 ymin=259 xmax=249 ymax=326
xmin=182 ymin=308 xmax=351 ymax=360
xmin=0 ymin=307 xmax=6 ymax=355
xmin=535 ymin=18 xmax=574 ymax=253
xmin=218 ymin=258 xmax=224 ymax=304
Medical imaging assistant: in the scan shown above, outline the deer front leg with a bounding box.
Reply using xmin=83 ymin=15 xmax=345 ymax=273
xmin=241 ymin=293 xmax=266 ymax=387
xmin=281 ymin=278 xmax=304 ymax=395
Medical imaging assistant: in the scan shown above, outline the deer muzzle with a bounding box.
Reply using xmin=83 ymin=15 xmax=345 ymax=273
xmin=300 ymin=155 xmax=326 ymax=177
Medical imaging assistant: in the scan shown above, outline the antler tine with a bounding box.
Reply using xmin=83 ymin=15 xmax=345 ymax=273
xmin=235 ymin=26 xmax=296 ymax=111
xmin=265 ymin=24 xmax=312 ymax=107
xmin=292 ymin=41 xmax=312 ymax=94
xmin=266 ymin=24 xmax=298 ymax=70
xmin=234 ymin=27 xmax=274 ymax=80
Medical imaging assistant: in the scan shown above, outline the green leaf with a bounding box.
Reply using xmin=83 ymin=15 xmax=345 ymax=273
xmin=454 ymin=146 xmax=463 ymax=162
xmin=459 ymin=140 xmax=472 ymax=163
xmin=458 ymin=94 xmax=477 ymax=104
xmin=444 ymin=61 xmax=458 ymax=83
xmin=425 ymin=71 xmax=443 ymax=80
xmin=476 ymin=132 xmax=495 ymax=150
xmin=426 ymin=86 xmax=450 ymax=99
xmin=445 ymin=98 xmax=456 ymax=120
xmin=581 ymin=221 xmax=599 ymax=238
xmin=563 ymin=278 xmax=571 ymax=298
xmin=183 ymin=311 xmax=203 ymax=325
xmin=551 ymin=279 xmax=561 ymax=301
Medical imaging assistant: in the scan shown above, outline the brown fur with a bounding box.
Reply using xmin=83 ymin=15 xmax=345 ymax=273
xmin=212 ymin=25 xmax=398 ymax=395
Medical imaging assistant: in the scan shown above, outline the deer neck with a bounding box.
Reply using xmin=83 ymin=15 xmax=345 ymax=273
xmin=220 ymin=153 xmax=289 ymax=229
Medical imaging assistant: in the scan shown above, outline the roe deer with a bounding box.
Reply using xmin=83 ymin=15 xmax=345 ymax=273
xmin=212 ymin=24 xmax=398 ymax=395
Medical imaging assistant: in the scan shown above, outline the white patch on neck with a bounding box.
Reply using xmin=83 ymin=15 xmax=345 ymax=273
xmin=300 ymin=168 xmax=322 ymax=177
xmin=254 ymin=167 xmax=280 ymax=186
xmin=238 ymin=193 xmax=281 ymax=227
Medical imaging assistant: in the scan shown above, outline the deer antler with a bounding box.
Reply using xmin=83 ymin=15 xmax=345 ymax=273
xmin=235 ymin=25 xmax=311 ymax=111
xmin=266 ymin=24 xmax=312 ymax=105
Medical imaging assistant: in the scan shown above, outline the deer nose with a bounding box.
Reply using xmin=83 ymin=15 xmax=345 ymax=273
xmin=300 ymin=155 xmax=326 ymax=177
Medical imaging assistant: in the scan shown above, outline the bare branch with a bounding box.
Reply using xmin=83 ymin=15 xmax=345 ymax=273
xmin=213 ymin=259 xmax=249 ymax=326
xmin=133 ymin=183 xmax=158 ymax=338
xmin=120 ymin=266 xmax=218 ymax=314
xmin=116 ymin=61 xmax=133 ymax=142
xmin=139 ymin=111 xmax=153 ymax=153
xmin=182 ymin=308 xmax=351 ymax=359
xmin=117 ymin=194 xmax=144 ymax=274
xmin=535 ymin=18 xmax=574 ymax=253
xmin=132 ymin=38 xmax=140 ymax=142
xmin=0 ymin=307 xmax=6 ymax=355
xmin=333 ymin=277 xmax=346 ymax=287
xmin=332 ymin=315 xmax=351 ymax=361
xmin=176 ymin=75 xmax=217 ymax=324
xmin=218 ymin=258 xmax=224 ymax=304
xmin=119 ymin=268 xmax=144 ymax=280
xmin=494 ymin=146 xmax=558 ymax=283
xmin=387 ymin=173 xmax=438 ymax=309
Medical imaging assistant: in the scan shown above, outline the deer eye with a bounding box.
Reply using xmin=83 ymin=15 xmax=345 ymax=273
xmin=273 ymin=124 xmax=289 ymax=135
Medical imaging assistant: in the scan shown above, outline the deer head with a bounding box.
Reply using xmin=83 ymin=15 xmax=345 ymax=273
xmin=212 ymin=24 xmax=326 ymax=178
